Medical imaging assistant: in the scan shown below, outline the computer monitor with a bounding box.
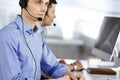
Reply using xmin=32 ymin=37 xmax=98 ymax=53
xmin=92 ymin=16 xmax=120 ymax=61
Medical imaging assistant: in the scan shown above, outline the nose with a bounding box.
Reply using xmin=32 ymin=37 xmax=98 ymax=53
xmin=40 ymin=5 xmax=47 ymax=13
xmin=53 ymin=14 xmax=56 ymax=18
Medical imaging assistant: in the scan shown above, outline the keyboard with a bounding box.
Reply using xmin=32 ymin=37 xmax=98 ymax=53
xmin=97 ymin=61 xmax=114 ymax=68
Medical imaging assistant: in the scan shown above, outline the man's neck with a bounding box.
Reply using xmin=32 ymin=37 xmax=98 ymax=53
xmin=21 ymin=10 xmax=37 ymax=29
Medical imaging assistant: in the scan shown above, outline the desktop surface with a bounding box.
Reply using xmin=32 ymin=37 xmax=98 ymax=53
xmin=63 ymin=59 xmax=120 ymax=80
xmin=73 ymin=70 xmax=118 ymax=80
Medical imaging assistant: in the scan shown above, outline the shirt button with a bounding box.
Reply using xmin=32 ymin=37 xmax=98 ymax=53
xmin=30 ymin=34 xmax=33 ymax=37
xmin=33 ymin=48 xmax=35 ymax=51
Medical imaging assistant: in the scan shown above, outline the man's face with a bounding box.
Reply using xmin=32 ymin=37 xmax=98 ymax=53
xmin=26 ymin=0 xmax=49 ymax=19
xmin=43 ymin=4 xmax=56 ymax=26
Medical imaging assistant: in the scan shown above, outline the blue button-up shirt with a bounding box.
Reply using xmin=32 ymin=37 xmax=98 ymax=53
xmin=0 ymin=15 xmax=69 ymax=80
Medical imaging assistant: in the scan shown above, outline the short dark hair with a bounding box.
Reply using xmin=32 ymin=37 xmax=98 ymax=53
xmin=19 ymin=0 xmax=57 ymax=8
xmin=48 ymin=0 xmax=57 ymax=8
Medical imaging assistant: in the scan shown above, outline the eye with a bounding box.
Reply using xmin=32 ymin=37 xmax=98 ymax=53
xmin=45 ymin=2 xmax=49 ymax=6
xmin=47 ymin=3 xmax=49 ymax=5
xmin=35 ymin=1 xmax=42 ymax=5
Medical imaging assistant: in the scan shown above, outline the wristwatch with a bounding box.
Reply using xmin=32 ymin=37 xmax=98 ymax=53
xmin=71 ymin=63 xmax=77 ymax=71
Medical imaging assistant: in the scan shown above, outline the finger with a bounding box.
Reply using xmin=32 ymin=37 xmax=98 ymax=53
xmin=69 ymin=74 xmax=77 ymax=80
xmin=76 ymin=75 xmax=85 ymax=80
xmin=80 ymin=75 xmax=85 ymax=80
xmin=64 ymin=72 xmax=77 ymax=80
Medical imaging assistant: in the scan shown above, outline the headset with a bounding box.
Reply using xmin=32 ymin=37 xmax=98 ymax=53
xmin=45 ymin=11 xmax=56 ymax=26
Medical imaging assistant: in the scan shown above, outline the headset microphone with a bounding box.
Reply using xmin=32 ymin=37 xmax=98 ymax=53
xmin=37 ymin=18 xmax=42 ymax=21
xmin=46 ymin=14 xmax=56 ymax=26
xmin=53 ymin=23 xmax=56 ymax=26
xmin=25 ymin=8 xmax=42 ymax=21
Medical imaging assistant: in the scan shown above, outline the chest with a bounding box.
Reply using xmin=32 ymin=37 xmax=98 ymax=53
xmin=18 ymin=33 xmax=44 ymax=63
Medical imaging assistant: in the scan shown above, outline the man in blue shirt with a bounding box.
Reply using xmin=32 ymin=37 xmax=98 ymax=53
xmin=0 ymin=0 xmax=85 ymax=80
xmin=40 ymin=0 xmax=85 ymax=79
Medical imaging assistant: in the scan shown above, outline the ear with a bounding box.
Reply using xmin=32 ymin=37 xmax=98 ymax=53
xmin=44 ymin=15 xmax=51 ymax=22
xmin=42 ymin=15 xmax=51 ymax=26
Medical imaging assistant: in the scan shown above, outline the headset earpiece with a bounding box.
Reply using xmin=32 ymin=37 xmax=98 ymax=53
xmin=19 ymin=0 xmax=28 ymax=8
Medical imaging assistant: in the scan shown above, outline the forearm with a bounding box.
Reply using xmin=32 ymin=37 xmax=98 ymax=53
xmin=48 ymin=63 xmax=70 ymax=78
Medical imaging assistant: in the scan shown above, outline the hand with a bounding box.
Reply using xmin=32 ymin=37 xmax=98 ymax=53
xmin=59 ymin=60 xmax=83 ymax=71
xmin=64 ymin=71 xmax=85 ymax=80
xmin=75 ymin=75 xmax=85 ymax=80
xmin=73 ymin=60 xmax=83 ymax=71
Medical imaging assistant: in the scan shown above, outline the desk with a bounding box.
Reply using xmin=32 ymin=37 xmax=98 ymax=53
xmin=64 ymin=59 xmax=120 ymax=80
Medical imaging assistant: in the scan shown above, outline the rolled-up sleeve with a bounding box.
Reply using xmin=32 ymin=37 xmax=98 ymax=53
xmin=41 ymin=40 xmax=70 ymax=78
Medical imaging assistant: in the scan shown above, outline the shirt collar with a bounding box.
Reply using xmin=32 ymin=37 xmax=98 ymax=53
xmin=36 ymin=21 xmax=44 ymax=34
xmin=14 ymin=15 xmax=43 ymax=35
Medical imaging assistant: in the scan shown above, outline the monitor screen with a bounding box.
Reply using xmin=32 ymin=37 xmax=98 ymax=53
xmin=92 ymin=16 xmax=120 ymax=61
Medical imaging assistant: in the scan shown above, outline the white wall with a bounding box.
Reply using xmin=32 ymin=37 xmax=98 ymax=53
xmin=55 ymin=0 xmax=120 ymax=40
xmin=1 ymin=0 xmax=120 ymax=40
xmin=0 ymin=0 xmax=20 ymax=29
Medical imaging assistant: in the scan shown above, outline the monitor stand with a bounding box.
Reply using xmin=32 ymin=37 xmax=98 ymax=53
xmin=98 ymin=47 xmax=120 ymax=68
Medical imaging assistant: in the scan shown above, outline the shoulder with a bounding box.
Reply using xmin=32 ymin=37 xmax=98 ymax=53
xmin=0 ymin=22 xmax=21 ymax=43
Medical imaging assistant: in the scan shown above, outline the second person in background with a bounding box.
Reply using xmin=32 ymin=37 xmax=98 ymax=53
xmin=40 ymin=0 xmax=85 ymax=80
xmin=40 ymin=0 xmax=56 ymax=27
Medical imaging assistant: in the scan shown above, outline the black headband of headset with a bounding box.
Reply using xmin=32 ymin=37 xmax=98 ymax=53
xmin=19 ymin=0 xmax=28 ymax=8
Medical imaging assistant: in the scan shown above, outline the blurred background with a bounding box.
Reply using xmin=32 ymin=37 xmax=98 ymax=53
xmin=0 ymin=0 xmax=120 ymax=60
